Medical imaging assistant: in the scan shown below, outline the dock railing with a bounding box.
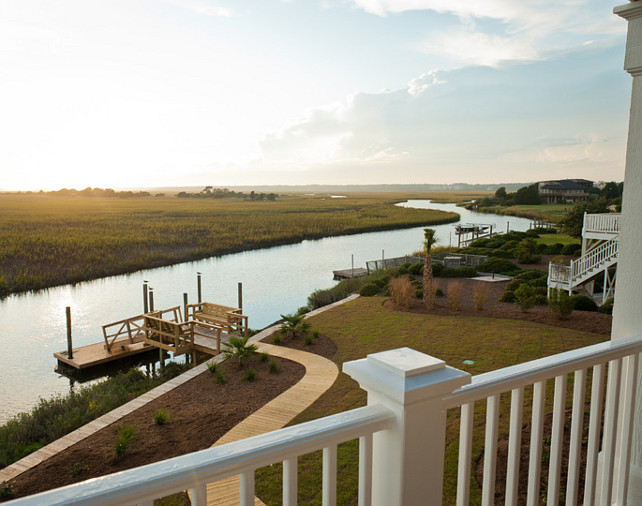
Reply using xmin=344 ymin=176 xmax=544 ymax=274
xmin=11 ymin=335 xmax=642 ymax=505
xmin=583 ymin=212 xmax=621 ymax=236
xmin=101 ymin=306 xmax=182 ymax=353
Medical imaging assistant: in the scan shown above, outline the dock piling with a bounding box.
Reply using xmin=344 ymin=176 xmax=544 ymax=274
xmin=197 ymin=272 xmax=202 ymax=303
xmin=143 ymin=282 xmax=149 ymax=314
xmin=66 ymin=306 xmax=73 ymax=360
xmin=149 ymin=289 xmax=155 ymax=312
xmin=183 ymin=293 xmax=188 ymax=322
xmin=238 ymin=282 xmax=243 ymax=312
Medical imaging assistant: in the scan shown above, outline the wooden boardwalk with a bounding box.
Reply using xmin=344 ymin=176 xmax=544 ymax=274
xmin=206 ymin=343 xmax=339 ymax=506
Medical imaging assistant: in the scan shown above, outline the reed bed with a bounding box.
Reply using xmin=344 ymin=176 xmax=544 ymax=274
xmin=0 ymin=194 xmax=458 ymax=296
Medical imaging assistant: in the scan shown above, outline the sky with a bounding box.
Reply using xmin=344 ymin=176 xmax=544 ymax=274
xmin=0 ymin=0 xmax=633 ymax=191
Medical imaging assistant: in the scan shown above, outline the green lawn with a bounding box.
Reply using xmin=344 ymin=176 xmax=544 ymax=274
xmin=535 ymin=233 xmax=580 ymax=246
xmin=255 ymin=297 xmax=607 ymax=505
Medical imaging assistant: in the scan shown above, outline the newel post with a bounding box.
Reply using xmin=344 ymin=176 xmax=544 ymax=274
xmin=343 ymin=347 xmax=470 ymax=506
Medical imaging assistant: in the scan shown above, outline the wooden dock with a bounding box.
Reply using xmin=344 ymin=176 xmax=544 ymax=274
xmin=332 ymin=267 xmax=368 ymax=280
xmin=54 ymin=336 xmax=153 ymax=370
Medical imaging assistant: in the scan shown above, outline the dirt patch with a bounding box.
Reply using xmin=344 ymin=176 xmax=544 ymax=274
xmin=2 ymin=338 xmax=338 ymax=500
xmin=384 ymin=277 xmax=612 ymax=335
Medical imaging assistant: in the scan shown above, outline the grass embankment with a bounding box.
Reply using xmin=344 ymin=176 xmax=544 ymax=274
xmin=0 ymin=193 xmax=458 ymax=297
xmin=0 ymin=364 xmax=190 ymax=469
xmin=534 ymin=233 xmax=580 ymax=246
xmin=478 ymin=204 xmax=570 ymax=223
xmin=254 ymin=297 xmax=607 ymax=505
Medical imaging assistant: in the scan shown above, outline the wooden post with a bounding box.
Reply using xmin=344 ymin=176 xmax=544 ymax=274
xmin=143 ymin=282 xmax=149 ymax=314
xmin=238 ymin=282 xmax=243 ymax=311
xmin=149 ymin=289 xmax=155 ymax=312
xmin=66 ymin=306 xmax=73 ymax=359
xmin=351 ymin=254 xmax=354 ymax=279
xmin=197 ymin=272 xmax=202 ymax=303
xmin=183 ymin=293 xmax=188 ymax=322
xmin=506 ymin=221 xmax=510 ymax=233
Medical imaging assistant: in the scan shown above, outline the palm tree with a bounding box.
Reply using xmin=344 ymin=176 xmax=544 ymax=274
xmin=423 ymin=228 xmax=438 ymax=309
xmin=279 ymin=313 xmax=311 ymax=341
xmin=221 ymin=335 xmax=257 ymax=367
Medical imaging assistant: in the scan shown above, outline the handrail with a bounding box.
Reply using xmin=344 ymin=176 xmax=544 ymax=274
xmin=102 ymin=306 xmax=182 ymax=352
xmin=8 ymin=405 xmax=394 ymax=506
xmin=444 ymin=334 xmax=642 ymax=408
xmin=583 ymin=213 xmax=621 ymax=235
xmin=571 ymin=236 xmax=618 ymax=281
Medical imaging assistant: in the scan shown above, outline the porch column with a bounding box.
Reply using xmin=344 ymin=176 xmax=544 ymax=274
xmin=612 ymin=2 xmax=642 ymax=503
xmin=343 ymin=347 xmax=470 ymax=506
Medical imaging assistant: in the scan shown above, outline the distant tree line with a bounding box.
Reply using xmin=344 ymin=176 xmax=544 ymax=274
xmin=14 ymin=187 xmax=156 ymax=198
xmin=176 ymin=186 xmax=277 ymax=201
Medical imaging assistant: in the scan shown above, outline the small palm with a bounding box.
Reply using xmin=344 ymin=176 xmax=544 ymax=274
xmin=279 ymin=313 xmax=311 ymax=340
xmin=222 ymin=336 xmax=257 ymax=366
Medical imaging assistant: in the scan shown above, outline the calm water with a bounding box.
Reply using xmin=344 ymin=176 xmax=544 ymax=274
xmin=0 ymin=201 xmax=532 ymax=423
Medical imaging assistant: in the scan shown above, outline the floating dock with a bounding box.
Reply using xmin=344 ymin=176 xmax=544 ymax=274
xmin=333 ymin=267 xmax=369 ymax=280
xmin=54 ymin=335 xmax=153 ymax=370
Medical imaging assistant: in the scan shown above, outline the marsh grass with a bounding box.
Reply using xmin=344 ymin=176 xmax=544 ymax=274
xmin=473 ymin=283 xmax=489 ymax=310
xmin=0 ymin=194 xmax=458 ymax=297
xmin=447 ymin=281 xmax=462 ymax=310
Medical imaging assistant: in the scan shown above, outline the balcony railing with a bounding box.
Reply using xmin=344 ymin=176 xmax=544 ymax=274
xmin=583 ymin=213 xmax=621 ymax=236
xmin=8 ymin=336 xmax=642 ymax=506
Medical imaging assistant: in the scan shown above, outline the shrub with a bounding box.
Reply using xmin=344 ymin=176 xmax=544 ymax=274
xmin=0 ymin=483 xmax=14 ymax=498
xmin=243 ymin=368 xmax=256 ymax=382
xmin=269 ymin=360 xmax=280 ymax=373
xmin=304 ymin=334 xmax=314 ymax=345
xmin=562 ymin=243 xmax=581 ymax=256
xmin=312 ymin=330 xmax=319 ymax=339
xmin=279 ymin=313 xmax=311 ymax=341
xmin=207 ymin=362 xmax=217 ymax=374
xmin=70 ymin=462 xmax=88 ymax=478
xmin=476 ymin=258 xmax=522 ymax=276
xmin=570 ymin=295 xmax=598 ymax=312
xmin=599 ymin=298 xmax=614 ymax=315
xmin=439 ymin=266 xmax=477 ymax=278
xmin=500 ymin=269 xmax=548 ymax=303
xmin=447 ymin=282 xmax=462 ymax=310
xmin=549 ymin=289 xmax=574 ymax=319
xmin=271 ymin=334 xmax=281 ymax=344
xmin=222 ymin=336 xmax=258 ymax=366
xmin=488 ymin=250 xmax=514 ymax=259
xmin=114 ymin=424 xmax=136 ymax=457
xmin=359 ymin=283 xmax=380 ymax=297
xmin=259 ymin=352 xmax=269 ymax=362
xmin=545 ymin=243 xmax=565 ymax=255
xmin=435 ymin=288 xmax=444 ymax=297
xmin=389 ymin=275 xmax=415 ymax=308
xmin=473 ymin=283 xmax=489 ymax=310
xmin=153 ymin=408 xmax=169 ymax=426
xmin=215 ymin=372 xmax=227 ymax=384
xmin=514 ymin=284 xmax=536 ymax=312
xmin=408 ymin=262 xmax=423 ymax=276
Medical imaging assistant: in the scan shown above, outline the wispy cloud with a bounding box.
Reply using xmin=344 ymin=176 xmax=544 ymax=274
xmin=349 ymin=1 xmax=624 ymax=67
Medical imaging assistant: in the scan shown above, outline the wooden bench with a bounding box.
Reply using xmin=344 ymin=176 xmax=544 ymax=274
xmin=143 ymin=316 xmax=195 ymax=356
xmin=186 ymin=302 xmax=248 ymax=336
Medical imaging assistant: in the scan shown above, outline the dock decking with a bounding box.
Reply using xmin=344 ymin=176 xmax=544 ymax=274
xmin=54 ymin=336 xmax=153 ymax=369
xmin=332 ymin=267 xmax=368 ymax=280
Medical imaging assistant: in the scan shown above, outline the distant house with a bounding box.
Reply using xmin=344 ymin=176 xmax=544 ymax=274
xmin=537 ymin=178 xmax=593 ymax=204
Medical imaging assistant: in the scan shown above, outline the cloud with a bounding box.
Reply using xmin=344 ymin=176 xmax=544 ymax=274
xmin=348 ymin=1 xmax=625 ymax=67
xmin=257 ymin=43 xmax=628 ymax=183
xmin=160 ymin=0 xmax=233 ymax=17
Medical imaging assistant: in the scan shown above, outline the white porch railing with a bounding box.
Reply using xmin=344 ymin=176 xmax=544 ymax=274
xmin=548 ymin=236 xmax=618 ymax=299
xmin=583 ymin=213 xmax=621 ymax=237
xmin=7 ymin=337 xmax=642 ymax=506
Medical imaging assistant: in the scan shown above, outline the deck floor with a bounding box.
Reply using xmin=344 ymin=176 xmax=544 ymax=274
xmin=54 ymin=336 xmax=152 ymax=369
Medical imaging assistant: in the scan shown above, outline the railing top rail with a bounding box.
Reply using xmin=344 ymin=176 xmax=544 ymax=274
xmin=9 ymin=404 xmax=394 ymax=506
xmin=102 ymin=306 xmax=182 ymax=330
xmin=444 ymin=334 xmax=642 ymax=409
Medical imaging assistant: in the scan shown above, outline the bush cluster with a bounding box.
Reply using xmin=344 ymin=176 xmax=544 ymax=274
xmin=499 ymin=270 xmax=548 ymax=304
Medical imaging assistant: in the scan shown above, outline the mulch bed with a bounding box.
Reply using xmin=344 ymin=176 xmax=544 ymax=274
xmin=385 ymin=276 xmax=612 ymax=335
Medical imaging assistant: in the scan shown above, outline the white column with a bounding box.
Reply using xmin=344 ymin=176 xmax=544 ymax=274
xmin=612 ymin=3 xmax=642 ymax=503
xmin=343 ymin=347 xmax=470 ymax=506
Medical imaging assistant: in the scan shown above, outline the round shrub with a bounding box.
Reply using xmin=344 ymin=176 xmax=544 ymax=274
xmin=562 ymin=243 xmax=581 ymax=256
xmin=570 ymin=294 xmax=598 ymax=312
xmin=359 ymin=283 xmax=380 ymax=297
xmin=545 ymin=243 xmax=564 ymax=255
xmin=408 ymin=262 xmax=423 ymax=275
xmin=599 ymin=298 xmax=614 ymax=315
xmin=525 ymin=229 xmax=540 ymax=238
xmin=476 ymin=258 xmax=522 ymax=276
xmin=440 ymin=266 xmax=477 ymax=278
xmin=489 ymin=250 xmax=514 ymax=259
